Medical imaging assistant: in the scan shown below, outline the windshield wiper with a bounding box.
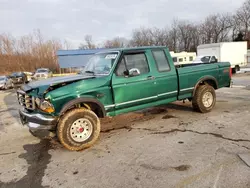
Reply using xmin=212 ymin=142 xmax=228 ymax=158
xmin=84 ymin=70 xmax=95 ymax=75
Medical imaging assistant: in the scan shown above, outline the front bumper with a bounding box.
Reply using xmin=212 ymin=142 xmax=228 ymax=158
xmin=19 ymin=109 xmax=58 ymax=131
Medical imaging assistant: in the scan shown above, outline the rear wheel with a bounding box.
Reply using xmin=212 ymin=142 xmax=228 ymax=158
xmin=57 ymin=108 xmax=100 ymax=151
xmin=236 ymin=65 xmax=240 ymax=72
xmin=192 ymin=85 xmax=216 ymax=113
xmin=232 ymin=68 xmax=236 ymax=74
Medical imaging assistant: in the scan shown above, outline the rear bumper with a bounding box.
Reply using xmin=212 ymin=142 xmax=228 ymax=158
xmin=19 ymin=109 xmax=58 ymax=131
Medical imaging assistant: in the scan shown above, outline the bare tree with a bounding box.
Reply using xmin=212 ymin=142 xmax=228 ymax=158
xmin=236 ymin=0 xmax=250 ymax=38
xmin=230 ymin=15 xmax=243 ymax=40
xmin=168 ymin=20 xmax=179 ymax=51
xmin=79 ymin=35 xmax=96 ymax=49
xmin=199 ymin=14 xmax=232 ymax=44
xmin=130 ymin=27 xmax=155 ymax=46
xmin=176 ymin=20 xmax=198 ymax=51
xmin=0 ymin=31 xmax=68 ymax=74
xmin=103 ymin=37 xmax=128 ymax=48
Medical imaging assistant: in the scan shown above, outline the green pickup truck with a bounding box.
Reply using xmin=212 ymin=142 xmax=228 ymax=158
xmin=18 ymin=46 xmax=231 ymax=151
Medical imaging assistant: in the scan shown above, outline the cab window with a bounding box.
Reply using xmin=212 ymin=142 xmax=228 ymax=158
xmin=116 ymin=53 xmax=149 ymax=76
xmin=152 ymin=50 xmax=170 ymax=72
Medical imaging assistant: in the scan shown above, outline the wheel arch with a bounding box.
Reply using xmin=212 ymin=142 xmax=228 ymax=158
xmin=59 ymin=97 xmax=106 ymax=118
xmin=193 ymin=76 xmax=218 ymax=96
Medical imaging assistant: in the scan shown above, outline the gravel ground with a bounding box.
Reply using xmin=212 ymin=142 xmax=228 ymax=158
xmin=0 ymin=74 xmax=250 ymax=188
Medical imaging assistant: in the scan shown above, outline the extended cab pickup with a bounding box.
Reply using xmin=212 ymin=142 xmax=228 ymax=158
xmin=18 ymin=46 xmax=231 ymax=151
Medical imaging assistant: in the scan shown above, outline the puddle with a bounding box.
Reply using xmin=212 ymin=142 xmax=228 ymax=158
xmin=0 ymin=108 xmax=16 ymax=113
xmin=172 ymin=165 xmax=191 ymax=171
xmin=143 ymin=108 xmax=167 ymax=115
xmin=162 ymin=114 xmax=176 ymax=119
xmin=217 ymin=100 xmax=228 ymax=103
xmin=0 ymin=139 xmax=52 ymax=188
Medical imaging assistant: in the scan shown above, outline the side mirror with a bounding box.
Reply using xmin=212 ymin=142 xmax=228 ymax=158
xmin=128 ymin=68 xmax=140 ymax=77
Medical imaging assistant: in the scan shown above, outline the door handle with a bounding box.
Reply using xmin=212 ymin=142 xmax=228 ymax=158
xmin=147 ymin=76 xmax=155 ymax=80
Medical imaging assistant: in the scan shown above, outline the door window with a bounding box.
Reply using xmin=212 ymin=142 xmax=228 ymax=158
xmin=116 ymin=53 xmax=149 ymax=76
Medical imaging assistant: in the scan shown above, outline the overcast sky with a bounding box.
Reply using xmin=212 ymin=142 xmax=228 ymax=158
xmin=0 ymin=0 xmax=246 ymax=48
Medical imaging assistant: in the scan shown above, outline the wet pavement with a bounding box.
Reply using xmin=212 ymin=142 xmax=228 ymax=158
xmin=0 ymin=74 xmax=250 ymax=188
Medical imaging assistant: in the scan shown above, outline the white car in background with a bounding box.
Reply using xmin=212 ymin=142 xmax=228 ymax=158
xmin=192 ymin=56 xmax=218 ymax=64
xmin=0 ymin=76 xmax=14 ymax=90
xmin=33 ymin=68 xmax=53 ymax=80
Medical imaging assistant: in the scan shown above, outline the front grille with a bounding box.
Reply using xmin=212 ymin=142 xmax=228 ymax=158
xmin=17 ymin=90 xmax=35 ymax=110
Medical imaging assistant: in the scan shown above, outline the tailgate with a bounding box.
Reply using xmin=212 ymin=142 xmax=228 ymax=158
xmin=217 ymin=62 xmax=231 ymax=87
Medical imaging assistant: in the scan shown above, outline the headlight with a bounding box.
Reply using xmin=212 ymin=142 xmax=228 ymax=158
xmin=35 ymin=98 xmax=54 ymax=113
xmin=40 ymin=101 xmax=55 ymax=113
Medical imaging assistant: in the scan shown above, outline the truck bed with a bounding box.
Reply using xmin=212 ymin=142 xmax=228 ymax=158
xmin=176 ymin=62 xmax=231 ymax=100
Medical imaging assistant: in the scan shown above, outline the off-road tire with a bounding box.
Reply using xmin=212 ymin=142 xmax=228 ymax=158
xmin=192 ymin=85 xmax=216 ymax=113
xmin=57 ymin=108 xmax=100 ymax=151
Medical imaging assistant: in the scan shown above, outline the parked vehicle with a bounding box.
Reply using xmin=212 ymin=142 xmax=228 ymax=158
xmin=33 ymin=68 xmax=53 ymax=80
xmin=192 ymin=55 xmax=218 ymax=64
xmin=0 ymin=76 xmax=14 ymax=90
xmin=170 ymin=51 xmax=196 ymax=65
xmin=17 ymin=46 xmax=231 ymax=151
xmin=197 ymin=41 xmax=247 ymax=73
xmin=9 ymin=72 xmax=28 ymax=84
xmin=23 ymin=72 xmax=33 ymax=82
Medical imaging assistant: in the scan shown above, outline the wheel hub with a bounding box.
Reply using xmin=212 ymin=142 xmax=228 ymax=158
xmin=70 ymin=118 xmax=93 ymax=142
xmin=79 ymin=127 xmax=84 ymax=133
xmin=202 ymin=91 xmax=213 ymax=108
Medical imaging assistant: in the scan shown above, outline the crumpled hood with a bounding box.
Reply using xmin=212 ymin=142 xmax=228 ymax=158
xmin=21 ymin=74 xmax=94 ymax=93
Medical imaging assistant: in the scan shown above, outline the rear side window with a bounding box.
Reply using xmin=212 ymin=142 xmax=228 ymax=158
xmin=152 ymin=50 xmax=170 ymax=72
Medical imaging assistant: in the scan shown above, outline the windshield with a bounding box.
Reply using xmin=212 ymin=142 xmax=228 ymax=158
xmin=11 ymin=72 xmax=22 ymax=76
xmin=83 ymin=52 xmax=119 ymax=75
xmin=0 ymin=77 xmax=6 ymax=81
xmin=36 ymin=69 xmax=48 ymax=73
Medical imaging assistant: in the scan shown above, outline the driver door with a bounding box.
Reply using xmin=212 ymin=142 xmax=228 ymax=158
xmin=111 ymin=51 xmax=157 ymax=110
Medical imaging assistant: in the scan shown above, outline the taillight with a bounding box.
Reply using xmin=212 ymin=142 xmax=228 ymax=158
xmin=229 ymin=68 xmax=232 ymax=78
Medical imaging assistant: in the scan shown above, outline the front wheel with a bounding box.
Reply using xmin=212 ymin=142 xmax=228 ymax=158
xmin=57 ymin=108 xmax=100 ymax=151
xmin=192 ymin=85 xmax=216 ymax=113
